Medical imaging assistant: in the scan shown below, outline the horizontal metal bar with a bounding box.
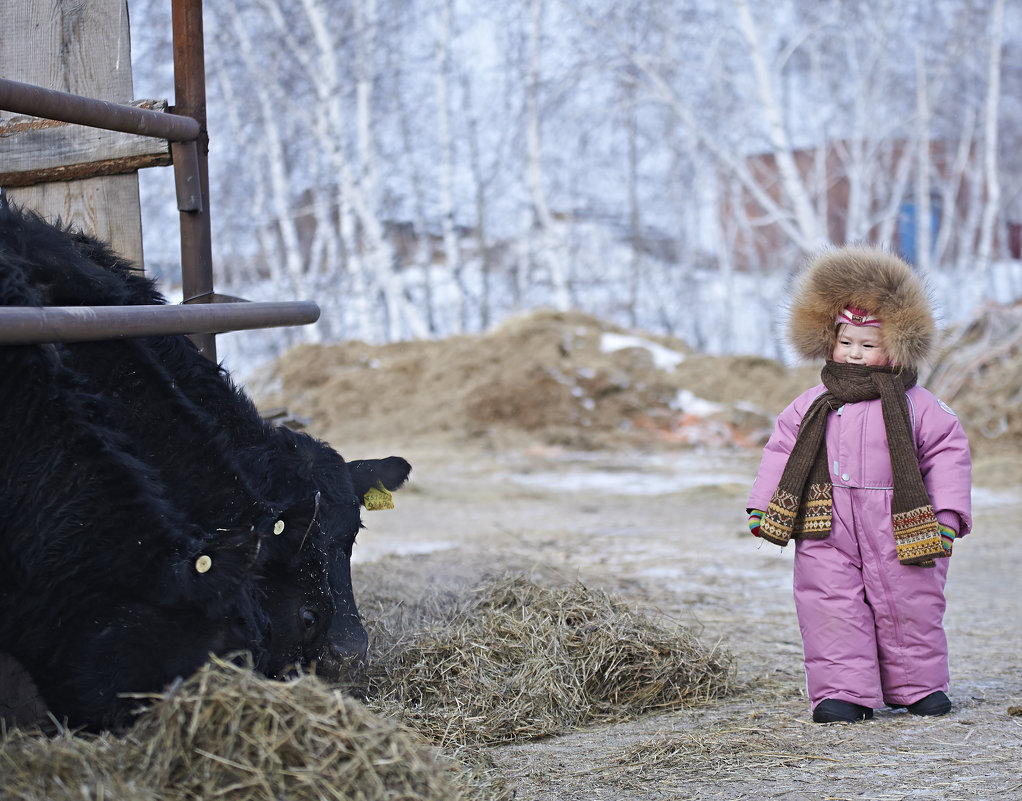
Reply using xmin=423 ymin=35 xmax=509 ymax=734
xmin=0 ymin=78 xmax=200 ymax=142
xmin=0 ymin=301 xmax=320 ymax=345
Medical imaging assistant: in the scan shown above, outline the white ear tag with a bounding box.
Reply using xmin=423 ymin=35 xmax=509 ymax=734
xmin=195 ymin=555 xmax=213 ymax=574
xmin=274 ymin=520 xmax=285 ymax=535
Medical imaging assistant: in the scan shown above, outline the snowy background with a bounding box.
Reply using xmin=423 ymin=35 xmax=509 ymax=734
xmin=125 ymin=0 xmax=1022 ymax=380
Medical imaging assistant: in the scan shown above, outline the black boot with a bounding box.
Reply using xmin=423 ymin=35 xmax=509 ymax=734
xmin=812 ymin=699 xmax=874 ymax=723
xmin=907 ymin=691 xmax=952 ymax=716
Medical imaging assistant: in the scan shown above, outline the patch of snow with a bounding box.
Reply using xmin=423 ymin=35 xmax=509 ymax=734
xmin=508 ymin=468 xmax=749 ymax=495
xmin=671 ymin=389 xmax=725 ymax=416
xmin=971 ymin=487 xmax=1018 ymax=508
xmin=599 ymin=333 xmax=686 ymax=370
xmin=352 ymin=539 xmax=458 ymax=563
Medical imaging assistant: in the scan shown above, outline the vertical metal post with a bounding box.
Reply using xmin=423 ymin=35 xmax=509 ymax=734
xmin=172 ymin=0 xmax=217 ymax=361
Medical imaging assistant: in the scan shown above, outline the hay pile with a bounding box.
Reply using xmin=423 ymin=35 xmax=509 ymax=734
xmin=0 ymin=575 xmax=733 ymax=800
xmin=0 ymin=657 xmax=485 ymax=801
xmin=926 ymin=301 xmax=1022 ymax=451
xmin=368 ymin=574 xmax=736 ymax=747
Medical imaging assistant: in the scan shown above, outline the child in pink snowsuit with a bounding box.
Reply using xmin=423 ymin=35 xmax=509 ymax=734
xmin=746 ymin=246 xmax=972 ymax=724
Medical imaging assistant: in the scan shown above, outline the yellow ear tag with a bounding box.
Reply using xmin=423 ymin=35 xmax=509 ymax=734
xmin=273 ymin=520 xmax=285 ymax=535
xmin=363 ymin=482 xmax=395 ymax=511
xmin=195 ymin=555 xmax=212 ymax=574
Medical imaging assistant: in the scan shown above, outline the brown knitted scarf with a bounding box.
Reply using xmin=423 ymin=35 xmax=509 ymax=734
xmin=759 ymin=361 xmax=946 ymax=567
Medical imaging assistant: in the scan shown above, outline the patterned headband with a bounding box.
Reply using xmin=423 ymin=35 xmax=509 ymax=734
xmin=836 ymin=306 xmax=881 ymax=328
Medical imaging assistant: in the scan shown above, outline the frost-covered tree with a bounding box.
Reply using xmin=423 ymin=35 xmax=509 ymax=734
xmin=125 ymin=0 xmax=1022 ymax=372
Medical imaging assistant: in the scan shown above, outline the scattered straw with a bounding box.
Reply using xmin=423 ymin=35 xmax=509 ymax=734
xmin=368 ymin=574 xmax=736 ymax=747
xmin=602 ymin=725 xmax=836 ymax=782
xmin=0 ymin=727 xmax=157 ymax=801
xmin=1 ymin=575 xmax=735 ymax=800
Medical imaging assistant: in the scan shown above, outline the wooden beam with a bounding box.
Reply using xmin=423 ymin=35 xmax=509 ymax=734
xmin=0 ymin=99 xmax=172 ymax=187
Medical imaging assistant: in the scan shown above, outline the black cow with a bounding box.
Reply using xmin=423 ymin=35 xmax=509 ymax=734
xmin=0 ymin=201 xmax=336 ymax=677
xmin=59 ymin=212 xmax=411 ymax=680
xmin=0 ymin=329 xmax=271 ymax=730
xmin=0 ymin=201 xmax=410 ymax=728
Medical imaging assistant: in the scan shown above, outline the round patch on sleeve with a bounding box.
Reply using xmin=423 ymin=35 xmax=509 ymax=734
xmin=937 ymin=399 xmax=957 ymax=416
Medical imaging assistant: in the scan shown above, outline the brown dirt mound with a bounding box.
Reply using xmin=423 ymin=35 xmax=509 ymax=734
xmin=255 ymin=306 xmax=1022 ymax=456
xmin=253 ymin=309 xmax=819 ymax=452
xmin=925 ymin=301 xmax=1022 ymax=454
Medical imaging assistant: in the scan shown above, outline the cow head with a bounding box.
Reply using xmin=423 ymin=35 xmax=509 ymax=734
xmin=255 ymin=493 xmax=338 ymax=678
xmin=250 ymin=429 xmax=411 ymax=686
xmin=317 ymin=454 xmax=412 ymax=685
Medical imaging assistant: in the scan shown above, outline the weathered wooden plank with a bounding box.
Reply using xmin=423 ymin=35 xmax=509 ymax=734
xmin=0 ymin=0 xmax=146 ymax=266
xmin=0 ymin=100 xmax=172 ymax=187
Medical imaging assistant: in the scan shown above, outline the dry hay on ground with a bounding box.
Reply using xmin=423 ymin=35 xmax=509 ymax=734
xmin=0 ymin=572 xmax=734 ymax=800
xmin=367 ymin=574 xmax=736 ymax=748
xmin=0 ymin=657 xmax=497 ymax=801
xmin=604 ymin=725 xmax=833 ymax=784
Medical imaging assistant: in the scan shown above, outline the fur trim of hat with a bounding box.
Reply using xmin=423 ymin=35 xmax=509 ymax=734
xmin=788 ymin=245 xmax=935 ymax=367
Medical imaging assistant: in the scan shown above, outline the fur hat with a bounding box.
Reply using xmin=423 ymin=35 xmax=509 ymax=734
xmin=788 ymin=245 xmax=935 ymax=367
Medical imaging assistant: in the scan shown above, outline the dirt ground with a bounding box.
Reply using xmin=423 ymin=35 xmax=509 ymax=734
xmin=250 ymin=309 xmax=1022 ymax=801
xmin=330 ymin=439 xmax=1019 ymax=801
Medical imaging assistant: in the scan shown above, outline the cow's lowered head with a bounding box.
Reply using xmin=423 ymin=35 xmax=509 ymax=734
xmin=247 ymin=428 xmax=412 ymax=685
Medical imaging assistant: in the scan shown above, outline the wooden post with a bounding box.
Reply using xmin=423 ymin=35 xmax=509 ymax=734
xmin=0 ymin=0 xmax=145 ymax=267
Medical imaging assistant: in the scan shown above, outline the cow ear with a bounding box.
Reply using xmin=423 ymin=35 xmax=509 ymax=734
xmin=348 ymin=457 xmax=411 ymax=508
xmin=273 ymin=492 xmax=321 ymax=553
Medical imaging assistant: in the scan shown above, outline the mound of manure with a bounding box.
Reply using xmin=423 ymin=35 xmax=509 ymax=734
xmin=369 ymin=574 xmax=736 ymax=747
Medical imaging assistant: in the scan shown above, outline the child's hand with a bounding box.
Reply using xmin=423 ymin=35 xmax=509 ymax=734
xmin=748 ymin=510 xmax=764 ymax=538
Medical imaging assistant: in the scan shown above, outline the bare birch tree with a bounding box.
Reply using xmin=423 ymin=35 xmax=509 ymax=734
xmin=977 ymin=0 xmax=1005 ymax=276
xmin=127 ymin=0 xmax=1022 ymax=365
xmin=435 ymin=0 xmax=469 ymax=330
xmin=217 ymin=1 xmax=316 ymax=324
xmin=525 ymin=0 xmax=571 ymax=310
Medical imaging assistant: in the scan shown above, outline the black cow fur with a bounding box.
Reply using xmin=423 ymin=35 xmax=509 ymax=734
xmin=0 ymin=328 xmax=268 ymax=730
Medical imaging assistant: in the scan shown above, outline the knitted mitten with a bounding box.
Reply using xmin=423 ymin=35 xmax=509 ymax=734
xmin=748 ymin=509 xmax=764 ymax=538
xmin=938 ymin=522 xmax=956 ymax=555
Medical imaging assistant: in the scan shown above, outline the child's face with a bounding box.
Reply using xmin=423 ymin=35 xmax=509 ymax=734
xmin=833 ymin=323 xmax=889 ymax=366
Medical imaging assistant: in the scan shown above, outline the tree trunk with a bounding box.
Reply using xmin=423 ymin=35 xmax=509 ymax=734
xmin=526 ymin=0 xmax=570 ymax=310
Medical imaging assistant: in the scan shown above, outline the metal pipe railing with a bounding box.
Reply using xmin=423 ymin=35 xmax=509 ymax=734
xmin=0 ymin=78 xmax=200 ymax=142
xmin=0 ymin=10 xmax=323 ymax=355
xmin=0 ymin=301 xmax=321 ymax=345
xmin=172 ymin=0 xmax=218 ymax=360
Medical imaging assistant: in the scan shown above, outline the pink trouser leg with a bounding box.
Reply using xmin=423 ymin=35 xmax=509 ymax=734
xmin=793 ymin=489 xmax=950 ymax=710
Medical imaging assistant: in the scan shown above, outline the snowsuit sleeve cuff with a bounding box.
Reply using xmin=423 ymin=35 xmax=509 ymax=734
xmin=935 ymin=511 xmax=960 ymax=535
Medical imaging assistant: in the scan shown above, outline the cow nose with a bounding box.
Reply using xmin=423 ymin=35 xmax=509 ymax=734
xmin=329 ymin=618 xmax=369 ymax=662
xmin=314 ymin=616 xmax=369 ymax=683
